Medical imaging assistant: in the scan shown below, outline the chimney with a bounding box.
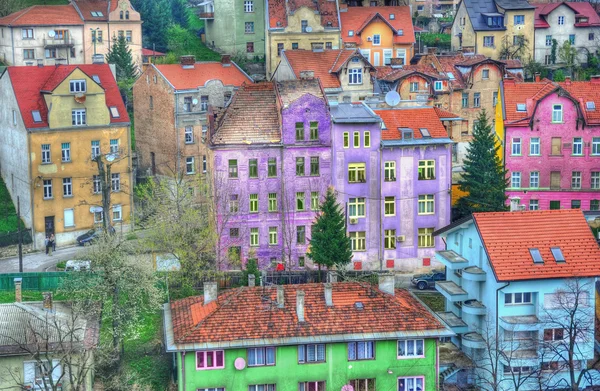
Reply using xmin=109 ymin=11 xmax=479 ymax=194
xmin=296 ymin=290 xmax=305 ymax=322
xmin=92 ymin=54 xmax=105 ymax=64
xmin=504 ymin=77 xmax=516 ymax=86
xmin=221 ymin=55 xmax=231 ymax=67
xmin=299 ymin=70 xmax=314 ymax=79
xmin=180 ymin=55 xmax=196 ymax=68
xmin=324 ymin=283 xmax=333 ymax=307
xmin=204 ymin=282 xmax=218 ymax=305
xmin=14 ymin=278 xmax=22 ymax=303
xmin=534 ymin=73 xmax=540 ymax=82
xmin=591 ymin=75 xmax=600 ymax=84
xmin=37 ymin=59 xmax=44 ymax=67
xmin=248 ymin=274 xmax=256 ymax=287
xmin=42 ymin=292 xmax=53 ymax=311
xmin=378 ymin=274 xmax=395 ymax=295
xmin=277 ymin=285 xmax=285 ymax=308
xmin=509 ymin=197 xmax=521 ymax=212
xmin=327 ymin=271 xmax=338 ymax=283
xmin=565 ymin=76 xmax=572 ymax=85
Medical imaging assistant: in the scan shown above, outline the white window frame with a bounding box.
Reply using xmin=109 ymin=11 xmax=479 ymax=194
xmin=397 ymin=339 xmax=425 ymax=358
xmin=530 ymin=137 xmax=540 ymax=155
xmin=592 ymin=138 xmax=600 ymax=155
xmin=91 ymin=140 xmax=100 ymax=159
xmin=72 ymin=109 xmax=86 ymax=126
xmin=552 ymin=105 xmax=563 ymax=123
xmin=511 ymin=138 xmax=521 ymax=156
xmin=41 ymin=144 xmax=51 ymax=164
xmin=348 ymin=197 xmax=366 ymax=218
xmin=397 ymin=377 xmax=424 ymax=391
xmin=112 ymin=204 xmax=122 ymax=221
xmin=111 ymin=173 xmax=120 ymax=192
xmin=591 ymin=172 xmax=600 ymax=189
xmin=572 ymin=137 xmax=583 ymax=155
xmin=572 ymin=171 xmax=581 ymax=189
xmin=511 ymin=172 xmax=521 ymax=188
xmin=434 ymin=81 xmax=443 ymax=91
xmin=69 ymin=80 xmax=86 ymax=93
xmin=244 ymin=0 xmax=254 ymax=12
xmin=529 ymin=171 xmax=539 ymax=188
xmin=61 ymin=142 xmax=71 ymax=162
xmin=93 ymin=175 xmax=101 ymax=194
xmin=298 ymin=344 xmax=325 ymax=363
xmin=505 ymin=292 xmax=532 ymax=305
xmin=109 ymin=139 xmax=119 ymax=154
xmin=63 ymin=208 xmax=75 ymax=228
xmin=62 ymin=177 xmax=72 ymax=197
xmin=43 ymin=179 xmax=52 ymax=199
xmin=395 ymin=49 xmax=406 ymax=65
xmin=348 ymin=68 xmax=363 ymax=85
xmin=529 ymin=200 xmax=539 ymax=210
xmin=348 ymin=341 xmax=375 ymax=361
xmin=372 ymin=34 xmax=381 ymax=45
xmin=383 ymin=49 xmax=393 ymax=65
xmin=186 ymin=157 xmax=195 ymax=174
xmin=247 ymin=347 xmax=275 ymax=366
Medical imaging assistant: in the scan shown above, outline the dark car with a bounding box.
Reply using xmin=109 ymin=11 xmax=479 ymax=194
xmin=76 ymin=226 xmax=115 ymax=246
xmin=411 ymin=271 xmax=446 ymax=290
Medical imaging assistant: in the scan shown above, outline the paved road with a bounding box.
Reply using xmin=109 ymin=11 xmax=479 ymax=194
xmin=0 ymin=245 xmax=89 ymax=273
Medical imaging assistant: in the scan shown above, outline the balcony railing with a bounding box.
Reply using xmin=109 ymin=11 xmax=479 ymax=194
xmin=44 ymin=37 xmax=74 ymax=47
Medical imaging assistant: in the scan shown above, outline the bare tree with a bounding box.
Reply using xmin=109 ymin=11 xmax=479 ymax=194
xmin=499 ymin=35 xmax=530 ymax=61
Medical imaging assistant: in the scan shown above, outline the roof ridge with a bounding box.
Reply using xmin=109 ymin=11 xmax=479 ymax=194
xmin=329 ymin=49 xmax=345 ymax=74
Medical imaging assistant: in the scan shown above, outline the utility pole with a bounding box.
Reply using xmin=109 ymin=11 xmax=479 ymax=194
xmin=95 ymin=155 xmax=114 ymax=233
xmin=17 ymin=196 xmax=23 ymax=273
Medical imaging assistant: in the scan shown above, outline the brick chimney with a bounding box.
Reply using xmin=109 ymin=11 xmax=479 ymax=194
xmin=277 ymin=285 xmax=285 ymax=308
xmin=324 ymin=283 xmax=333 ymax=307
xmin=204 ymin=282 xmax=217 ymax=305
xmin=296 ymin=290 xmax=305 ymax=322
xmin=299 ymin=70 xmax=314 ymax=79
xmin=564 ymin=76 xmax=572 ymax=85
xmin=534 ymin=73 xmax=540 ymax=82
xmin=14 ymin=278 xmax=22 ymax=303
xmin=378 ymin=274 xmax=395 ymax=295
xmin=221 ymin=55 xmax=231 ymax=67
xmin=591 ymin=75 xmax=600 ymax=84
xmin=180 ymin=55 xmax=196 ymax=68
xmin=43 ymin=292 xmax=53 ymax=311
xmin=248 ymin=274 xmax=256 ymax=287
xmin=92 ymin=54 xmax=105 ymax=64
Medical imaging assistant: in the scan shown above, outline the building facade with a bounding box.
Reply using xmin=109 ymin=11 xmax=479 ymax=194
xmin=500 ymin=77 xmax=600 ymax=211
xmin=0 ymin=63 xmax=132 ymax=248
xmin=434 ymin=209 xmax=600 ymax=390
xmin=164 ymin=277 xmax=453 ymax=391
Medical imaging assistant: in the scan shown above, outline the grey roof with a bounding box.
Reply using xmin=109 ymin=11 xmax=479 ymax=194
xmin=495 ymin=0 xmax=534 ymax=11
xmin=330 ymin=103 xmax=381 ymax=123
xmin=462 ymin=0 xmax=533 ymax=32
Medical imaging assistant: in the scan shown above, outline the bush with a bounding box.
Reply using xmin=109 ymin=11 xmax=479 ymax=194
xmin=241 ymin=258 xmax=260 ymax=286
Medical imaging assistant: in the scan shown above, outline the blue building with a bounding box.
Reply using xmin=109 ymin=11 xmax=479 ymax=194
xmin=433 ymin=209 xmax=600 ymax=390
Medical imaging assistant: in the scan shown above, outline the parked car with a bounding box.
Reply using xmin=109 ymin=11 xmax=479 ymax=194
xmin=76 ymin=226 xmax=115 ymax=246
xmin=411 ymin=270 xmax=446 ymax=290
xmin=64 ymin=260 xmax=91 ymax=271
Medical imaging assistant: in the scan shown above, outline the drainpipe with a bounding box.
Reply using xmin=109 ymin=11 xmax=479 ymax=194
xmin=175 ymin=92 xmax=180 ymax=175
xmin=378 ymin=145 xmax=383 ymax=271
xmin=335 ymin=0 xmax=342 ymax=49
xmin=10 ymin=28 xmax=15 ymax=64
xmin=27 ymin=132 xmax=36 ymax=250
xmin=181 ymin=351 xmax=186 ymax=391
xmin=495 ymin=281 xmax=510 ymax=350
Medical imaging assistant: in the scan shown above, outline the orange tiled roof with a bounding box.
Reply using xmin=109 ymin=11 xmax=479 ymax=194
xmin=0 ymin=5 xmax=84 ymax=26
xmin=170 ymin=282 xmax=448 ymax=344
xmin=154 ymin=62 xmax=252 ymax=90
xmin=340 ymin=6 xmax=414 ymax=45
xmin=374 ymin=107 xmax=452 ymax=140
xmin=72 ymin=0 xmax=110 ymax=21
xmin=473 ymin=209 xmax=600 ymax=282
xmin=268 ymin=0 xmax=339 ymax=29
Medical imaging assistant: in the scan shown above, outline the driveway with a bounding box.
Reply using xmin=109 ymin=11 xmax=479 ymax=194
xmin=0 ymin=245 xmax=88 ymax=273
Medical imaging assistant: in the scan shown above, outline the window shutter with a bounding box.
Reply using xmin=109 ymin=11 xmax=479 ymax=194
xmin=52 ymin=359 xmax=62 ymax=382
xmin=23 ymin=362 xmax=35 ymax=385
xmin=64 ymin=209 xmax=74 ymax=227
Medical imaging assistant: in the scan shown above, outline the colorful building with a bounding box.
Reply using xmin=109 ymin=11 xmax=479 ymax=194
xmin=265 ymin=0 xmax=341 ymax=78
xmin=434 ymin=209 xmax=600 ymax=390
xmin=500 ymin=77 xmax=600 ymax=211
xmin=272 ymin=48 xmax=375 ymax=103
xmin=340 ymin=6 xmax=415 ymax=67
xmin=0 ymin=63 xmax=132 ymax=248
xmin=164 ymin=276 xmax=453 ymax=391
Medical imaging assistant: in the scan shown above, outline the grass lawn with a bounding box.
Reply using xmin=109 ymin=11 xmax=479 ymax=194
xmin=0 ymin=290 xmax=67 ymax=303
xmin=0 ymin=177 xmax=20 ymax=234
xmin=22 ymin=0 xmax=68 ymax=5
xmin=414 ymin=291 xmax=445 ymax=312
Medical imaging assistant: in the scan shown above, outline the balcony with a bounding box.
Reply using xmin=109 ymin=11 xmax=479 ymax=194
xmin=436 ymin=250 xmax=469 ymax=270
xmin=198 ymin=11 xmax=214 ymax=19
xmin=462 ymin=332 xmax=486 ymax=349
xmin=44 ymin=37 xmax=74 ymax=48
xmin=437 ymin=311 xmax=469 ymax=334
xmin=462 ymin=266 xmax=486 ymax=282
xmin=499 ymin=315 xmax=540 ymax=331
xmin=196 ymin=2 xmax=214 ymax=19
xmin=436 ymin=281 xmax=469 ymax=302
xmin=462 ymin=299 xmax=486 ymax=316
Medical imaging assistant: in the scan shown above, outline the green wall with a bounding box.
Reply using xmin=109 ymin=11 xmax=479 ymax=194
xmin=177 ymin=339 xmax=438 ymax=391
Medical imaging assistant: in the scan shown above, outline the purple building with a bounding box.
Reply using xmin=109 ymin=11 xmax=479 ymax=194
xmin=209 ymin=80 xmax=331 ymax=269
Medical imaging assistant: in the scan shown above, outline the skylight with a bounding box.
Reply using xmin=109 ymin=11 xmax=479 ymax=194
xmin=389 ymin=14 xmax=395 ymax=20
xmin=92 ymin=75 xmax=101 ymax=84
xmin=446 ymin=72 xmax=455 ymax=80
xmin=90 ymin=11 xmax=104 ymax=17
xmin=517 ymin=103 xmax=526 ymax=112
xmin=420 ymin=128 xmax=431 ymax=138
xmin=398 ymin=29 xmax=403 ymax=36
xmin=586 ymin=101 xmax=595 ymax=111
xmin=550 ymin=247 xmax=565 ymax=262
xmin=109 ymin=106 xmax=120 ymax=118
xmin=529 ymin=248 xmax=543 ymax=264
xmin=348 ymin=30 xmax=354 ymax=37
xmin=90 ymin=11 xmax=98 ymax=16
xmin=32 ymin=110 xmax=42 ymax=123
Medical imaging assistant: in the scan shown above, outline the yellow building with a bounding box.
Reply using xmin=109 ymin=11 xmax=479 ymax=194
xmin=451 ymin=0 xmax=535 ymax=61
xmin=266 ymin=0 xmax=341 ymax=78
xmin=0 ymin=63 xmax=133 ymax=249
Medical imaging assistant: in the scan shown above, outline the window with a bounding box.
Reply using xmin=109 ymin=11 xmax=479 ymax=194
xmin=245 ymin=22 xmax=254 ymax=34
xmin=112 ymin=204 xmax=122 ymax=221
xmin=297 ymin=226 xmax=306 ymax=244
xmin=529 ymin=171 xmax=539 ymax=188
xmin=23 ymin=49 xmax=35 ymax=60
xmin=277 ymin=43 xmax=284 ymax=56
xmin=296 ymin=157 xmax=305 ymax=176
xmin=396 ymin=49 xmax=406 ymax=65
xmin=483 ymin=36 xmax=494 ymax=47
xmin=587 ymin=101 xmax=596 ymax=111
xmin=511 ymin=138 xmax=521 ymax=155
xmin=369 ymin=34 xmax=381 ymax=46
xmin=45 ymin=48 xmax=57 ymax=58
xmin=552 ymin=105 xmax=563 ymax=123
xmin=301 ymin=20 xmax=308 ymax=33
xmin=353 ymin=131 xmax=360 ymax=148
xmin=572 ymin=171 xmax=581 ymax=189
xmin=503 ymin=366 xmax=532 ymax=375
xmin=64 ymin=209 xmax=74 ymax=228
xmin=544 ymin=328 xmax=564 ymax=341
xmin=185 ymin=126 xmax=194 ymax=144
xmin=418 ymin=228 xmax=434 ymax=248
xmin=348 ymin=163 xmax=366 ymax=183
xmin=295 ymin=122 xmax=304 ymax=141
xmin=124 ymin=30 xmax=132 ymax=42
xmin=384 ymin=196 xmax=395 ymax=216
xmin=569 ymin=34 xmax=575 ymax=45
xmin=196 ymin=350 xmax=224 ymax=370
xmin=298 ymin=344 xmax=325 ymax=363
xmin=592 ymin=200 xmax=600 ymax=211
xmin=69 ymin=80 xmax=86 ymax=93
xmin=244 ymin=0 xmax=254 ymax=12
xmin=572 ymin=200 xmax=581 ymax=209
xmin=514 ymin=15 xmax=525 ymax=25
xmin=592 ymin=172 xmax=600 ymax=189
xmin=269 ymin=227 xmax=278 ymax=245
xmin=268 ymin=157 xmax=277 ymax=177
xmin=384 ymin=161 xmax=396 ymax=181
xmin=590 ymin=32 xmax=595 ymax=41
xmin=410 ymin=82 xmax=419 ymax=92
xmin=250 ymin=194 xmax=258 ymax=213
xmin=268 ymin=193 xmax=278 ymax=212
xmin=72 ymin=109 xmax=86 ymax=126
xmin=397 ymin=339 xmax=424 ymax=358
xmin=311 ymin=192 xmax=319 ymax=210
xmin=93 ymin=175 xmax=101 ymax=194
xmin=111 ymin=173 xmax=120 ymax=191
xmin=493 ymin=91 xmax=498 ymax=107
xmin=434 ymin=81 xmax=443 ymax=91
xmin=511 ymin=172 xmax=521 ymax=188
xmin=348 ymin=30 xmax=354 ymax=37
xmin=229 ymin=160 xmax=238 ymax=178
xmin=108 ymin=139 xmax=119 ymax=154
xmin=473 ymin=92 xmax=481 ymax=108
xmin=183 ymin=96 xmax=192 ymax=112
xmin=250 ymin=228 xmax=259 ymax=246
xmin=546 ymin=35 xmax=552 ymax=46
xmin=348 ymin=198 xmax=366 ymax=218
xmin=298 ymin=382 xmax=325 ymax=391
xmin=383 ymin=49 xmax=392 ymax=65
xmin=573 ymin=137 xmax=583 ymax=155
xmin=109 ymin=106 xmax=119 ymax=118
xmin=350 ymin=232 xmax=366 ymax=251
xmin=592 ymin=138 xmax=600 ymax=155
xmin=22 ymin=28 xmax=33 ymax=39
xmin=384 ymin=229 xmax=396 ymax=250
xmin=248 ymin=159 xmax=258 ymax=178
xmin=530 ymin=137 xmax=540 ymax=155
xmin=462 ymin=93 xmax=469 ymax=108
xmin=418 ymin=195 xmax=434 ymax=215
xmin=513 ymin=35 xmax=524 ymax=46
xmin=343 ymin=132 xmax=349 ymax=148
xmin=309 ymin=122 xmax=318 ymax=140
xmin=41 ymin=144 xmax=51 ymax=164
xmin=186 ymin=157 xmax=195 ymax=174
xmin=200 ymin=95 xmax=209 ymax=111
xmin=349 ymin=68 xmax=362 ymax=85
xmin=418 ymin=160 xmax=435 ymax=180
xmin=298 ymin=256 xmax=305 ymax=266
xmin=529 ymin=200 xmax=539 ymax=210
xmin=229 ymin=195 xmax=239 ymax=213
xmin=31 ymin=110 xmax=42 ymax=123
xmin=249 ymin=386 xmax=275 ymax=391
xmin=505 ymin=292 xmax=532 ymax=305
xmin=43 ymin=179 xmax=52 ymax=199
xmin=296 ymin=192 xmax=305 ymax=211
xmin=482 ymin=69 xmax=490 ymax=80
xmin=550 ymin=200 xmax=560 ymax=210
xmin=62 ymin=177 xmax=72 ymax=197
xmin=149 ymin=96 xmax=154 ymax=110
xmin=247 ymin=42 xmax=254 ymax=53
xmin=348 ymin=341 xmax=374 ymax=360
xmin=362 ymin=132 xmax=370 ymax=148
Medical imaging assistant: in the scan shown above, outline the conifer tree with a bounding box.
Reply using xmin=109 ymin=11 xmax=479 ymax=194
xmin=171 ymin=0 xmax=189 ymax=29
xmin=106 ymin=34 xmax=136 ymax=81
xmin=308 ymin=187 xmax=352 ymax=270
xmin=455 ymin=109 xmax=508 ymax=217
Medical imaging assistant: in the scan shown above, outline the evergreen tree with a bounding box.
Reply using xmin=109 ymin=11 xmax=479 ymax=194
xmin=308 ymin=187 xmax=352 ymax=270
xmin=455 ymin=109 xmax=508 ymax=217
xmin=106 ymin=34 xmax=136 ymax=81
xmin=171 ymin=0 xmax=190 ymax=29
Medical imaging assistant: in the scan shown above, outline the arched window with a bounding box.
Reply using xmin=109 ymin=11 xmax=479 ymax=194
xmin=125 ymin=11 xmax=129 ymax=19
xmin=120 ymin=10 xmax=124 ymax=19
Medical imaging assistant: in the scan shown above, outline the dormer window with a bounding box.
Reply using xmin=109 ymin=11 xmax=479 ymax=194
xmin=516 ymin=103 xmax=526 ymax=112
xmin=550 ymin=247 xmax=565 ymax=262
xmin=69 ymin=80 xmax=86 ymax=93
xmin=434 ymin=81 xmax=443 ymax=91
xmin=326 ymin=21 xmax=332 ymax=27
xmin=586 ymin=101 xmax=595 ymax=111
xmin=486 ymin=15 xmax=504 ymax=27
xmin=529 ymin=248 xmax=543 ymax=264
xmin=401 ymin=128 xmax=413 ymax=140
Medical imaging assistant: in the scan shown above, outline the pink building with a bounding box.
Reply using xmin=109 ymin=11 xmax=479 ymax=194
xmin=502 ymin=77 xmax=600 ymax=211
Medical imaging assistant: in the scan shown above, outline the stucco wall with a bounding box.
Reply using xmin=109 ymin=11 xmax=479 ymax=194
xmin=451 ymin=3 xmax=474 ymax=52
xmin=354 ymin=19 xmax=413 ymax=67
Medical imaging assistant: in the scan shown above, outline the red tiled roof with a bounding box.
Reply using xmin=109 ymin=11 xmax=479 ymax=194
xmin=7 ymin=64 xmax=129 ymax=129
xmin=71 ymin=0 xmax=109 ymax=21
xmin=154 ymin=62 xmax=252 ymax=90
xmin=0 ymin=5 xmax=84 ymax=26
xmin=533 ymin=2 xmax=600 ymax=28
xmin=170 ymin=282 xmax=447 ymax=344
xmin=473 ymin=209 xmax=600 ymax=282
xmin=341 ymin=6 xmax=414 ymax=45
xmin=268 ymin=0 xmax=339 ymax=29
xmin=374 ymin=107 xmax=452 ymax=140
xmin=142 ymin=48 xmax=166 ymax=57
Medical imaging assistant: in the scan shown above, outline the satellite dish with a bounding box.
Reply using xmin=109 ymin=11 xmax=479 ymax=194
xmin=106 ymin=154 xmax=116 ymax=162
xmin=234 ymin=357 xmax=246 ymax=370
xmin=48 ymin=30 xmax=56 ymax=38
xmin=90 ymin=206 xmax=103 ymax=213
xmin=385 ymin=91 xmax=400 ymax=107
xmin=192 ymin=98 xmax=199 ymax=105
xmin=306 ymin=26 xmax=313 ymax=33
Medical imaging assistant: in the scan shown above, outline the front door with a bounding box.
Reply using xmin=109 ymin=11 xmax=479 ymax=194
xmin=45 ymin=216 xmax=55 ymax=236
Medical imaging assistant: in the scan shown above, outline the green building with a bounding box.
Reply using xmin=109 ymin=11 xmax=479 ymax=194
xmin=163 ymin=276 xmax=453 ymax=391
xmin=199 ymin=0 xmax=266 ymax=59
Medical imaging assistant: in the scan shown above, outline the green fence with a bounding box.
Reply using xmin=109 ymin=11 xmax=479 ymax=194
xmin=0 ymin=272 xmax=67 ymax=291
